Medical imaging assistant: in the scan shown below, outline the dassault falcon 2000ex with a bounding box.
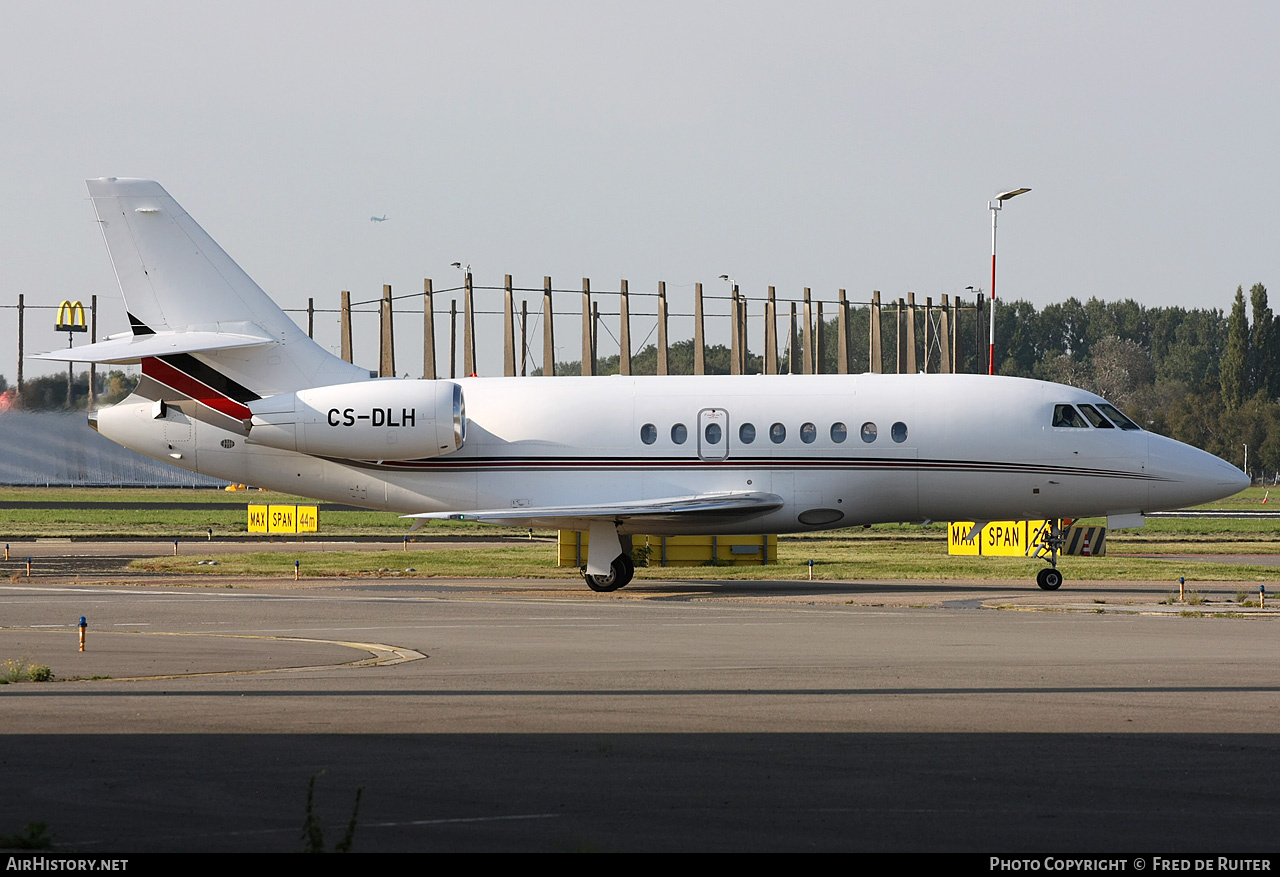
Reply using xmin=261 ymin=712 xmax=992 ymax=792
xmin=38 ymin=179 xmax=1249 ymax=592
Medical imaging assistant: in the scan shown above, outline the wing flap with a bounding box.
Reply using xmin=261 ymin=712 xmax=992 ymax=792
xmin=407 ymin=490 xmax=784 ymax=531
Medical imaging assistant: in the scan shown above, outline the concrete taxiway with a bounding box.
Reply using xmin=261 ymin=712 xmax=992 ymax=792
xmin=1 ymin=559 xmax=1278 ymax=852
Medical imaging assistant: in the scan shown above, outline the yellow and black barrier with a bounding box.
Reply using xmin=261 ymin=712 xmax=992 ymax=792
xmin=558 ymin=531 xmax=777 ymax=567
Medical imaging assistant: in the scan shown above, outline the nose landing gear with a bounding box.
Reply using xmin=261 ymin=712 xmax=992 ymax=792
xmin=1031 ymin=518 xmax=1067 ymax=591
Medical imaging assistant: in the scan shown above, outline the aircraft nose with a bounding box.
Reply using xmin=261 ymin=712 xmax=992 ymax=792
xmin=1148 ymin=435 xmax=1250 ymax=510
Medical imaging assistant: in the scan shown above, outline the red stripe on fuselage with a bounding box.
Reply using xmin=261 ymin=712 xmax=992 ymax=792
xmin=141 ymin=357 xmax=253 ymax=421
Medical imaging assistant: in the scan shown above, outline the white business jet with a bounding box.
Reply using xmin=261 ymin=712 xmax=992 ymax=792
xmin=36 ymin=179 xmax=1249 ymax=592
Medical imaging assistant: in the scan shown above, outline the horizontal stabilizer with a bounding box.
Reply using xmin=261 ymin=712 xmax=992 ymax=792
xmin=407 ymin=490 xmax=784 ymax=531
xmin=32 ymin=328 xmax=276 ymax=364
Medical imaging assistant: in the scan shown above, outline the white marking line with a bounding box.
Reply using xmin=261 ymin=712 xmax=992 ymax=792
xmin=366 ymin=813 xmax=560 ymax=828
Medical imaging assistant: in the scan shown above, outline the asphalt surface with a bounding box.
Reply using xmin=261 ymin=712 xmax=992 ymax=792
xmin=1 ymin=546 xmax=1278 ymax=853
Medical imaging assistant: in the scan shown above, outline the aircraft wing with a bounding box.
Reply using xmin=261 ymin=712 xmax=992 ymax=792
xmin=32 ymin=329 xmax=276 ymax=364
xmin=407 ymin=490 xmax=784 ymax=531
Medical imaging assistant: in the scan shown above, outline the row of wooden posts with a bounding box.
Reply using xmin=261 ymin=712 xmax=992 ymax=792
xmin=320 ymin=274 xmax=985 ymax=379
xmin=4 ymin=280 xmax=984 ymax=402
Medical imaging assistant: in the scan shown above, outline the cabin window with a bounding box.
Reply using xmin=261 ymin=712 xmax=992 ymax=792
xmin=831 ymin=422 xmax=848 ymax=443
xmin=672 ymin=423 xmax=688 ymax=444
xmin=800 ymin=422 xmax=817 ymax=444
xmin=739 ymin=423 xmax=756 ymax=444
xmin=770 ymin=422 xmax=787 ymax=444
xmin=861 ymin=422 xmax=877 ymax=443
xmin=705 ymin=422 xmax=723 ymax=444
xmin=1052 ymin=405 xmax=1088 ymax=428
xmin=640 ymin=423 xmax=657 ymax=444
xmin=1077 ymin=404 xmax=1114 ymax=429
xmin=891 ymin=421 xmax=908 ymax=443
xmin=1096 ymin=402 xmax=1142 ymax=431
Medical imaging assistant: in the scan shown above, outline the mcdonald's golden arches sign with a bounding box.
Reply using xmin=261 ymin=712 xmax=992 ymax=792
xmin=55 ymin=300 xmax=88 ymax=333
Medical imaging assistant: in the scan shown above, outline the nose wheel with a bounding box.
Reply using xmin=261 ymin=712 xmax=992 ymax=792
xmin=1031 ymin=519 xmax=1067 ymax=590
xmin=1036 ymin=567 xmax=1064 ymax=591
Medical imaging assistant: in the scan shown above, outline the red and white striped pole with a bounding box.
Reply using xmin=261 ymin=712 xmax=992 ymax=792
xmin=987 ymin=188 xmax=1031 ymax=375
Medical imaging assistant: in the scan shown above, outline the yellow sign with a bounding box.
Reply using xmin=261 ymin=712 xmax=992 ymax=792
xmin=947 ymin=521 xmax=981 ymax=555
xmin=248 ymin=504 xmax=268 ymax=533
xmin=948 ymin=521 xmax=1032 ymax=556
xmin=55 ymin=300 xmax=88 ymax=333
xmin=296 ymin=506 xmax=318 ymax=533
xmin=249 ymin=504 xmax=319 ymax=534
xmin=268 ymin=505 xmax=297 ymax=534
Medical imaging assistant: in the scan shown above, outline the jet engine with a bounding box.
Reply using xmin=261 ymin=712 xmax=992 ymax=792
xmin=246 ymin=379 xmax=464 ymax=460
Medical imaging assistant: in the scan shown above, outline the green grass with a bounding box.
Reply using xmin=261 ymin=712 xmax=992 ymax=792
xmin=128 ymin=531 xmax=1280 ymax=583
xmin=0 ymin=485 xmax=1272 ymax=582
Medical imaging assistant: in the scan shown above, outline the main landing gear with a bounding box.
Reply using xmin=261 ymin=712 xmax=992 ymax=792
xmin=581 ymin=521 xmax=635 ymax=592
xmin=1031 ymin=518 xmax=1067 ymax=591
xmin=583 ymin=552 xmax=635 ymax=592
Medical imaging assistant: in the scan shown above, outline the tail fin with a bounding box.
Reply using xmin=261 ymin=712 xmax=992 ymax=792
xmin=83 ymin=178 xmax=368 ymax=396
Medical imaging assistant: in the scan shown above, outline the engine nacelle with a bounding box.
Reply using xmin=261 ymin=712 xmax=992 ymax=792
xmin=247 ymin=379 xmax=464 ymax=460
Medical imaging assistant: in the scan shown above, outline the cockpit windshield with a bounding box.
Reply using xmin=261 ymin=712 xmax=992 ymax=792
xmin=1052 ymin=402 xmax=1142 ymax=431
xmin=1053 ymin=404 xmax=1088 ymax=428
xmin=1096 ymin=402 xmax=1141 ymax=430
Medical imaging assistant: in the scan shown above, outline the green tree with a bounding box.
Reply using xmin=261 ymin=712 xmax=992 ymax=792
xmin=1250 ymin=283 xmax=1274 ymax=398
xmin=1221 ymin=286 xmax=1249 ymax=409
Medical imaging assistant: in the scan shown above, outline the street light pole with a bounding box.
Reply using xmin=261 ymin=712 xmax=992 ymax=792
xmin=988 ymin=187 xmax=1031 ymax=375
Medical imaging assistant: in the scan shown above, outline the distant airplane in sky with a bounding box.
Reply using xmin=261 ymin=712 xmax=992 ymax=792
xmin=370 ymin=215 xmax=388 ymax=222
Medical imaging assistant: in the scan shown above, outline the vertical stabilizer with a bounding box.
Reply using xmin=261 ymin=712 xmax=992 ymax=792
xmin=86 ymin=178 xmax=368 ymax=396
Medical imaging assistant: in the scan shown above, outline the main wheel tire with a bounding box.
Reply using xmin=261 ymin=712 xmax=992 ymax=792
xmin=584 ymin=553 xmax=635 ymax=592
xmin=1036 ymin=567 xmax=1064 ymax=591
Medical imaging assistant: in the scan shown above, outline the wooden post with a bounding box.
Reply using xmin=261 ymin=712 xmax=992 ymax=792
xmin=765 ymin=286 xmax=778 ymax=375
xmin=923 ymin=296 xmax=933 ymax=374
xmin=788 ymin=301 xmax=798 ymax=375
xmin=693 ymin=282 xmax=706 ymax=375
xmin=739 ymin=290 xmax=749 ymax=374
xmin=449 ymin=300 xmax=457 ymax=379
xmin=306 ymin=297 xmax=314 ymax=339
xmin=463 ymin=271 xmax=476 ymax=376
xmin=15 ymin=293 xmax=23 ymax=402
xmin=619 ymin=279 xmax=631 ymax=376
xmin=503 ymin=275 xmax=516 ymax=376
xmin=379 ymin=284 xmax=395 ymax=377
xmin=815 ymin=301 xmax=826 ymax=375
xmin=975 ymin=293 xmax=983 ymax=374
xmin=520 ymin=300 xmax=528 ymax=376
xmin=581 ymin=278 xmax=594 ymax=376
xmin=339 ymin=290 xmax=352 ymax=364
xmin=542 ymin=276 xmax=555 ymax=377
xmin=938 ymin=293 xmax=952 ymax=374
xmin=802 ymin=288 xmax=814 ymax=375
xmin=422 ymin=279 xmax=436 ymax=380
xmin=730 ymin=286 xmax=741 ymax=376
xmin=657 ymin=281 xmax=669 ymax=375
xmin=895 ymin=297 xmax=904 ymax=374
xmin=837 ymin=289 xmax=849 ymax=375
xmin=869 ymin=290 xmax=882 ymax=374
xmin=905 ymin=292 xmax=917 ymax=374
xmin=950 ymin=293 xmax=960 ymax=374
xmin=88 ymin=294 xmax=97 ymax=408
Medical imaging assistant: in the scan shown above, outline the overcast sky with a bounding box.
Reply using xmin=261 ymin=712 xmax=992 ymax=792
xmin=3 ymin=1 xmax=1278 ymax=381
